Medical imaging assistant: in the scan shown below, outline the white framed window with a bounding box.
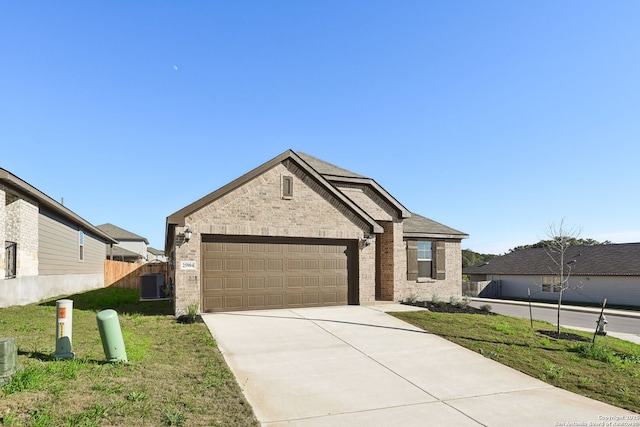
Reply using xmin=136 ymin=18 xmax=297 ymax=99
xmin=417 ymin=241 xmax=432 ymax=278
xmin=79 ymin=231 xmax=85 ymax=262
xmin=541 ymin=276 xmax=561 ymax=293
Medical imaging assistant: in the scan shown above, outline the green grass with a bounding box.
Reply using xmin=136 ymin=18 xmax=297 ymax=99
xmin=391 ymin=310 xmax=640 ymax=413
xmin=0 ymin=287 xmax=258 ymax=426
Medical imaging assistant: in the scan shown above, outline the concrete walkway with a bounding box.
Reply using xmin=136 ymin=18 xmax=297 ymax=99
xmin=202 ymin=305 xmax=637 ymax=426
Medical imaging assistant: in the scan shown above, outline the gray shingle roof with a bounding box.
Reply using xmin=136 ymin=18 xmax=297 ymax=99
xmin=97 ymin=223 xmax=149 ymax=244
xmin=297 ymin=152 xmax=366 ymax=179
xmin=463 ymin=243 xmax=640 ymax=276
xmin=403 ymin=212 xmax=468 ymax=239
xmin=107 ymin=245 xmax=143 ymax=260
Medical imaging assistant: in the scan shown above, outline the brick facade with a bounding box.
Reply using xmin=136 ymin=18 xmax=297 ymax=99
xmin=172 ymin=163 xmax=374 ymax=315
xmin=377 ymin=221 xmax=395 ymax=300
xmin=168 ymin=151 xmax=466 ymax=315
xmin=398 ymin=240 xmax=463 ymax=301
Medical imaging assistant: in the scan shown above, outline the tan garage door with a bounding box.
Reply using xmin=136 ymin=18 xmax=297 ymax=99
xmin=201 ymin=237 xmax=352 ymax=312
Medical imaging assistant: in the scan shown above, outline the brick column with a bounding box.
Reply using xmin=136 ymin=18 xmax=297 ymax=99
xmin=377 ymin=221 xmax=395 ymax=301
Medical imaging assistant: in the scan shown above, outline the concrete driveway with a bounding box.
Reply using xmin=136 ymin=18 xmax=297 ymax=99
xmin=202 ymin=304 xmax=636 ymax=426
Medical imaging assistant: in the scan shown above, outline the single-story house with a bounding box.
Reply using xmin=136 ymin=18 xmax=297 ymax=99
xmin=96 ymin=223 xmax=149 ymax=263
xmin=1 ymin=168 xmax=117 ymax=308
xmin=165 ymin=150 xmax=468 ymax=315
xmin=463 ymin=243 xmax=640 ymax=307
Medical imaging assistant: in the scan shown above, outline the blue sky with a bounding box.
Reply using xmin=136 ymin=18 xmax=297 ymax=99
xmin=2 ymin=1 xmax=639 ymax=254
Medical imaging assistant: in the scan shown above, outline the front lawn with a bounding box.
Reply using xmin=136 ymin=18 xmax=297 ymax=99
xmin=391 ymin=310 xmax=640 ymax=413
xmin=0 ymin=287 xmax=258 ymax=426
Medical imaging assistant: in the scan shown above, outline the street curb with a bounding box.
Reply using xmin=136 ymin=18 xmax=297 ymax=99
xmin=470 ymin=297 xmax=640 ymax=319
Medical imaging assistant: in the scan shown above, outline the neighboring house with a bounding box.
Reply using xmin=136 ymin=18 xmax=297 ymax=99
xmin=1 ymin=168 xmax=117 ymax=308
xmin=463 ymin=243 xmax=640 ymax=307
xmin=147 ymin=247 xmax=168 ymax=263
xmin=165 ymin=150 xmax=467 ymax=315
xmin=96 ymin=223 xmax=149 ymax=263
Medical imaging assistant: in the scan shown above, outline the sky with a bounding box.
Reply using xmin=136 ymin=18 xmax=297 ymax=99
xmin=2 ymin=1 xmax=639 ymax=255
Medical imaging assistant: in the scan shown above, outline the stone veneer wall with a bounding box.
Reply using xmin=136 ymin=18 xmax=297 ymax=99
xmin=172 ymin=162 xmax=374 ymax=315
xmin=3 ymin=187 xmax=39 ymax=278
xmin=0 ymin=187 xmax=5 ymax=278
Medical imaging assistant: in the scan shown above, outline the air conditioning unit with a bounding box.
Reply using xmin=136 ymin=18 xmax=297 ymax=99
xmin=140 ymin=274 xmax=166 ymax=299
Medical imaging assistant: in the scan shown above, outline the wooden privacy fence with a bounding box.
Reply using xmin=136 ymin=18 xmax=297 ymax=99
xmin=105 ymin=260 xmax=169 ymax=289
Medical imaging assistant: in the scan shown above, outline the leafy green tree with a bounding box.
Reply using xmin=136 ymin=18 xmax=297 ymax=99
xmin=510 ymin=237 xmax=611 ymax=252
xmin=462 ymin=249 xmax=498 ymax=268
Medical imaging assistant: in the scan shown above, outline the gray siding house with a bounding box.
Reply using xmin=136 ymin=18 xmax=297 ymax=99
xmin=166 ymin=150 xmax=467 ymax=315
xmin=96 ymin=223 xmax=149 ymax=263
xmin=464 ymin=243 xmax=640 ymax=307
xmin=1 ymin=168 xmax=117 ymax=308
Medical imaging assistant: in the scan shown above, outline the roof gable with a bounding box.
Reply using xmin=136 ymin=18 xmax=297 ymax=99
xmin=463 ymin=243 xmax=640 ymax=276
xmin=166 ymin=149 xmax=383 ymax=234
xmin=297 ymin=152 xmax=410 ymax=219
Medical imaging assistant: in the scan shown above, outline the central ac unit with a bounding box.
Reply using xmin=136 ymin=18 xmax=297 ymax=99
xmin=140 ymin=274 xmax=165 ymax=299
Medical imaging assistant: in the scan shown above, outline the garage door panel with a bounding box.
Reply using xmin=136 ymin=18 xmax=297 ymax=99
xmin=226 ymin=243 xmax=244 ymax=252
xmin=224 ymin=296 xmax=244 ymax=310
xmin=248 ymin=277 xmax=265 ymax=289
xmin=225 ymin=259 xmax=243 ymax=271
xmin=225 ymin=278 xmax=244 ymax=290
xmin=267 ymin=294 xmax=284 ymax=308
xmin=288 ymin=276 xmax=303 ymax=288
xmin=247 ymin=295 xmax=265 ymax=309
xmin=288 ymin=259 xmax=303 ymax=270
xmin=267 ymin=277 xmax=284 ymax=289
xmin=248 ymin=259 xmax=265 ymax=271
xmin=323 ymin=292 xmax=338 ymax=304
xmin=287 ymin=293 xmax=303 ymax=306
xmin=204 ymin=258 xmax=223 ymax=272
xmin=267 ymin=260 xmax=283 ymax=271
xmin=204 ymin=277 xmax=223 ymax=291
xmin=205 ymin=296 xmax=224 ymax=311
xmin=202 ymin=238 xmax=351 ymax=312
xmin=304 ymin=276 xmax=319 ymax=287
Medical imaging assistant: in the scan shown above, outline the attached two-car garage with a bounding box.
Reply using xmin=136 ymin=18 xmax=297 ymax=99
xmin=201 ymin=236 xmax=357 ymax=312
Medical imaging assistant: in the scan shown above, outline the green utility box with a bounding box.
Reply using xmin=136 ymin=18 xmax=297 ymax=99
xmin=96 ymin=309 xmax=128 ymax=363
xmin=0 ymin=337 xmax=18 ymax=385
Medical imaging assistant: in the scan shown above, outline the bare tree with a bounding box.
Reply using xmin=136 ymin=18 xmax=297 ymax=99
xmin=544 ymin=219 xmax=583 ymax=334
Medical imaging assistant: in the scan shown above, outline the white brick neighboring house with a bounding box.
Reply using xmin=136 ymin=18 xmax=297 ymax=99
xmin=165 ymin=150 xmax=468 ymax=316
xmin=1 ymin=168 xmax=117 ymax=308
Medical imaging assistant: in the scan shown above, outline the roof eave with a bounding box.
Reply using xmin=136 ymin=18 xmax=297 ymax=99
xmin=0 ymin=168 xmax=118 ymax=244
xmin=404 ymin=232 xmax=469 ymax=240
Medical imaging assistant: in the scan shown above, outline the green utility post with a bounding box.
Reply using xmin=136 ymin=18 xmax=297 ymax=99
xmin=0 ymin=337 xmax=18 ymax=385
xmin=96 ymin=309 xmax=128 ymax=363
